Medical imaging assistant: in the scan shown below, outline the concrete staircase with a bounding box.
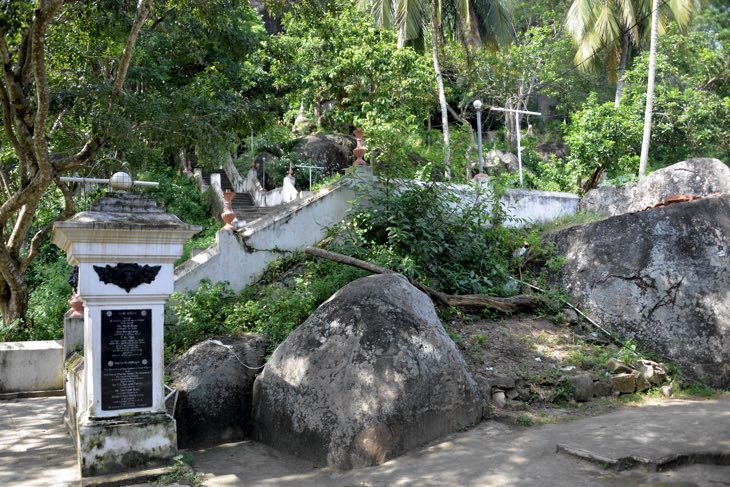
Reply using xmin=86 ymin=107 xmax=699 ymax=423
xmin=203 ymin=170 xmax=280 ymax=224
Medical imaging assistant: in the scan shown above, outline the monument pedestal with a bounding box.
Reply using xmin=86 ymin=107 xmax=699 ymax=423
xmin=77 ymin=412 xmax=176 ymax=476
xmin=53 ymin=189 xmax=200 ymax=478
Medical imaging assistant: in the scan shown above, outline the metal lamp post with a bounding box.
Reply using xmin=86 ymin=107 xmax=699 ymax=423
xmin=473 ymin=99 xmax=484 ymax=174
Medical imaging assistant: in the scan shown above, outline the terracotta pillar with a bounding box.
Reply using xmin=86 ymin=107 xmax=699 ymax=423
xmin=353 ymin=128 xmax=366 ymax=166
xmin=221 ymin=190 xmax=236 ymax=231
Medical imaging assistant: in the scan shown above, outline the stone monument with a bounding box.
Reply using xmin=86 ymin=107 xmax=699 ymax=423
xmin=53 ymin=173 xmax=200 ymax=477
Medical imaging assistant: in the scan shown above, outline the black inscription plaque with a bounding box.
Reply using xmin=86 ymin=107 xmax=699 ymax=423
xmin=101 ymin=309 xmax=153 ymax=410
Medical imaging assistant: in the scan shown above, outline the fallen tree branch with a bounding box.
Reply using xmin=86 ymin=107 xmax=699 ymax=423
xmin=304 ymin=247 xmax=543 ymax=312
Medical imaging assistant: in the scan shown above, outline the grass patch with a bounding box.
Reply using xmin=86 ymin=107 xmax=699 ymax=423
xmin=532 ymin=211 xmax=605 ymax=234
xmin=156 ymin=454 xmax=204 ymax=486
xmin=675 ymin=383 xmax=725 ymax=399
xmin=515 ymin=414 xmax=534 ymax=427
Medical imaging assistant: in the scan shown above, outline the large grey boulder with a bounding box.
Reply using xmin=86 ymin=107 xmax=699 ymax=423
xmin=292 ymin=133 xmax=356 ymax=175
xmin=580 ymin=158 xmax=730 ymax=216
xmin=167 ymin=335 xmax=266 ymax=448
xmin=252 ymin=274 xmax=482 ymax=470
xmin=547 ymin=195 xmax=730 ymax=388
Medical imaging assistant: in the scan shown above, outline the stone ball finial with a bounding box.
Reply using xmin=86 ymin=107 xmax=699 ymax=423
xmin=110 ymin=172 xmax=133 ymax=191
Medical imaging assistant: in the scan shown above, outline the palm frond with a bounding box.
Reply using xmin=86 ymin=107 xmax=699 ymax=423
xmin=566 ymin=0 xmax=598 ymax=39
xmin=358 ymin=0 xmax=396 ymax=29
xmin=395 ymin=0 xmax=428 ymax=44
xmin=593 ymin=1 xmax=621 ymax=47
xmin=616 ymin=0 xmax=639 ymax=43
xmin=470 ymin=0 xmax=513 ymax=49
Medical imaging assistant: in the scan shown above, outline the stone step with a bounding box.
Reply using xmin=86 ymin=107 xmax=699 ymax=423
xmin=203 ymin=170 xmax=235 ymax=191
xmin=200 ymin=171 xmax=282 ymax=224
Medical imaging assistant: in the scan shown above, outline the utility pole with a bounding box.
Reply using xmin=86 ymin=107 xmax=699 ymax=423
xmin=490 ymin=106 xmax=541 ymax=187
xmin=473 ymin=100 xmax=484 ymax=174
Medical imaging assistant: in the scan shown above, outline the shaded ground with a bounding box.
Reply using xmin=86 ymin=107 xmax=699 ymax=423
xmin=1 ymin=396 xmax=728 ymax=486
xmin=0 ymin=396 xmax=77 ymax=487
xmin=188 ymin=398 xmax=730 ymax=487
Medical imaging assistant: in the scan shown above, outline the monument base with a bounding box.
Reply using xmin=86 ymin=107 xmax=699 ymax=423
xmin=76 ymin=412 xmax=177 ymax=477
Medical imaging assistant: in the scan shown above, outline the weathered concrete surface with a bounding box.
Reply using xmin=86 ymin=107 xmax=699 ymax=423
xmin=77 ymin=413 xmax=177 ymax=477
xmin=501 ymin=188 xmax=579 ymax=227
xmin=0 ymin=397 xmax=78 ymax=487
xmin=0 ymin=340 xmax=64 ymax=393
xmin=547 ymin=195 xmax=730 ymax=388
xmin=580 ymin=158 xmax=730 ymax=216
xmin=189 ymin=398 xmax=730 ymax=486
xmin=3 ymin=396 xmax=729 ymax=487
xmin=252 ymin=273 xmax=482 ymax=470
xmin=167 ymin=335 xmax=266 ymax=448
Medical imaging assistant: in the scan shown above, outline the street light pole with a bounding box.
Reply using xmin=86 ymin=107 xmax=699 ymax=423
xmin=473 ymin=99 xmax=484 ymax=174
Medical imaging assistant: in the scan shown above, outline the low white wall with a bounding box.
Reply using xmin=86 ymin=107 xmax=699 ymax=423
xmin=389 ymin=180 xmax=579 ymax=228
xmin=0 ymin=340 xmax=64 ymax=393
xmin=501 ymin=188 xmax=580 ymax=227
xmin=174 ymin=179 xmax=356 ymax=293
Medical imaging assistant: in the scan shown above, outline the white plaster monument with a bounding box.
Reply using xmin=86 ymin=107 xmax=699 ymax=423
xmin=52 ymin=173 xmax=200 ymax=477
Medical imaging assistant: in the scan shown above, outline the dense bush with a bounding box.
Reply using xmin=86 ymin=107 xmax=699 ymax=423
xmin=336 ymin=179 xmax=562 ymax=295
xmin=167 ymin=257 xmax=368 ymax=358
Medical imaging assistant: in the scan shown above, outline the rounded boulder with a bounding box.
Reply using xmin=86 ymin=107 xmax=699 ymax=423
xmin=252 ymin=274 xmax=482 ymax=470
xmin=167 ymin=334 xmax=266 ymax=448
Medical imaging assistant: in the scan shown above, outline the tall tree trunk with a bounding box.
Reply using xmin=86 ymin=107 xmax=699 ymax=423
xmin=0 ymin=272 xmax=29 ymax=325
xmin=0 ymin=0 xmax=152 ymax=328
xmin=505 ymin=99 xmax=515 ymax=147
xmin=614 ymin=31 xmax=630 ymax=107
xmin=431 ymin=0 xmax=451 ymax=179
xmin=639 ymin=0 xmax=660 ymax=178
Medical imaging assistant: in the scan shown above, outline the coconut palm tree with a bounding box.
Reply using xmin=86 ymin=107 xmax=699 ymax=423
xmin=356 ymin=0 xmax=512 ymax=178
xmin=565 ymin=0 xmax=701 ymax=107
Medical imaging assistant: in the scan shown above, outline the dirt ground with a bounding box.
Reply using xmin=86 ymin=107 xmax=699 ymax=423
xmin=441 ymin=311 xmax=685 ymax=426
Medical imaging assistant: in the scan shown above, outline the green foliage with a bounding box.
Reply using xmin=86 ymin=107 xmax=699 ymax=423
xmin=167 ymin=280 xmax=235 ymax=357
xmin=139 ymin=170 xmax=214 ymax=264
xmin=156 ymin=454 xmax=204 ymax=487
xmin=473 ymin=332 xmax=488 ymax=347
xmin=515 ymin=414 xmax=535 ymax=427
xmin=564 ymin=94 xmax=643 ymax=183
xmin=167 ymin=257 xmax=368 ymax=359
xmin=267 ymin=0 xmax=433 ymax=175
xmin=0 ymin=240 xmax=71 ymax=341
xmin=334 ymin=179 xmax=556 ymax=296
xmin=553 ymin=378 xmax=576 ymax=403
xmin=25 ymin=255 xmax=72 ymax=341
xmin=618 ymin=24 xmax=730 ymax=168
xmin=676 ymin=383 xmax=718 ymax=399
xmin=565 ymin=19 xmax=730 ymax=180
xmin=227 ymin=259 xmax=368 ymax=353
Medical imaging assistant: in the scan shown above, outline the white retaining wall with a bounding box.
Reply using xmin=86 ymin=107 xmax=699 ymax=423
xmin=174 ymin=175 xmax=578 ymax=294
xmin=501 ymin=188 xmax=579 ymax=227
xmin=0 ymin=340 xmax=64 ymax=393
xmin=174 ymin=179 xmax=357 ymax=293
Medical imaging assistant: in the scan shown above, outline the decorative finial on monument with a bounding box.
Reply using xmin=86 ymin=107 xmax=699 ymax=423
xmin=288 ymin=160 xmax=293 ymax=177
xmin=60 ymin=171 xmax=159 ymax=190
xmin=109 ymin=172 xmax=134 ymax=191
xmin=353 ymin=128 xmax=366 ymax=166
xmin=221 ymin=190 xmax=236 ymax=231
